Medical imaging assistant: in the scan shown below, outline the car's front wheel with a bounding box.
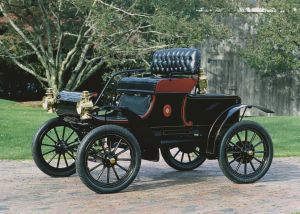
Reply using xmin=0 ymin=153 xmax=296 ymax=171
xmin=32 ymin=117 xmax=81 ymax=177
xmin=76 ymin=125 xmax=141 ymax=194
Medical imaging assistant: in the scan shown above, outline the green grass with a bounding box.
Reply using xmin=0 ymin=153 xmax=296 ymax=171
xmin=0 ymin=99 xmax=299 ymax=159
xmin=250 ymin=116 xmax=300 ymax=157
xmin=0 ymin=99 xmax=53 ymax=159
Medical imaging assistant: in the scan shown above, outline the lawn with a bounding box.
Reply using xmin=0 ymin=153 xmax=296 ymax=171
xmin=0 ymin=99 xmax=299 ymax=159
xmin=0 ymin=99 xmax=53 ymax=159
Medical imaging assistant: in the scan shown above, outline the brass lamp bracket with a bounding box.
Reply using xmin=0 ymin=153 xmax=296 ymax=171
xmin=199 ymin=68 xmax=208 ymax=94
xmin=76 ymin=91 xmax=94 ymax=119
xmin=42 ymin=88 xmax=56 ymax=113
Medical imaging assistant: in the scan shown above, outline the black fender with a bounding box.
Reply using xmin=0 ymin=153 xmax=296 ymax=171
xmin=93 ymin=106 xmax=160 ymax=161
xmin=206 ymin=104 xmax=274 ymax=154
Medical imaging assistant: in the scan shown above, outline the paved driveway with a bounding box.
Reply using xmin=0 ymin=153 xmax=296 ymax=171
xmin=0 ymin=157 xmax=300 ymax=214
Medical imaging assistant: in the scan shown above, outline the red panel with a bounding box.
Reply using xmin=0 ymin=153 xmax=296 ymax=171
xmin=141 ymin=95 xmax=156 ymax=119
xmin=181 ymin=96 xmax=193 ymax=127
xmin=155 ymin=78 xmax=197 ymax=93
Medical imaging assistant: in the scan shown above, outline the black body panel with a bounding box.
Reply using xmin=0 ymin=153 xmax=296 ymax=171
xmin=55 ymin=91 xmax=81 ymax=117
xmin=185 ymin=94 xmax=241 ymax=126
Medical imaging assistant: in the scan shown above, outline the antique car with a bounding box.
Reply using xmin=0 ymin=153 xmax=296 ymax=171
xmin=32 ymin=48 xmax=274 ymax=194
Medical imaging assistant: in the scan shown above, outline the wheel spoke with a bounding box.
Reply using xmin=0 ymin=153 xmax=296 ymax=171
xmin=117 ymin=158 xmax=131 ymax=161
xmin=116 ymin=147 xmax=129 ymax=156
xmin=45 ymin=134 xmax=57 ymax=144
xmin=245 ymin=130 xmax=248 ymax=142
xmin=56 ymin=154 xmax=61 ymax=168
xmin=112 ymin=139 xmax=122 ymax=153
xmin=250 ymin=133 xmax=257 ymax=144
xmin=180 ymin=152 xmax=184 ymax=162
xmin=116 ymin=163 xmax=128 ymax=172
xmin=89 ymin=163 xmax=103 ymax=172
xmin=108 ymin=139 xmax=111 ymax=153
xmin=67 ymin=139 xmax=79 ymax=146
xmin=101 ymin=141 xmax=106 ymax=152
xmin=42 ymin=144 xmax=55 ymax=147
xmin=112 ymin=166 xmax=120 ymax=180
xmin=42 ymin=149 xmax=56 ymax=156
xmin=229 ymin=155 xmax=241 ymax=165
xmin=250 ymin=160 xmax=256 ymax=171
xmin=194 ymin=149 xmax=200 ymax=156
xmin=68 ymin=143 xmax=79 ymax=150
xmin=193 ymin=151 xmax=199 ymax=157
xmin=236 ymin=133 xmax=242 ymax=143
xmin=253 ymin=141 xmax=262 ymax=148
xmin=62 ymin=126 xmax=66 ymax=141
xmin=173 ymin=150 xmax=180 ymax=159
xmin=253 ymin=156 xmax=263 ymax=164
xmin=244 ymin=162 xmax=247 ymax=175
xmin=235 ymin=161 xmax=242 ymax=172
xmin=188 ymin=153 xmax=192 ymax=162
xmin=255 ymin=151 xmax=266 ymax=154
xmin=97 ymin=166 xmax=106 ymax=180
xmin=65 ymin=130 xmax=75 ymax=142
xmin=63 ymin=153 xmax=68 ymax=167
xmin=229 ymin=141 xmax=242 ymax=150
xmin=107 ymin=167 xmax=110 ymax=184
xmin=47 ymin=153 xmax=57 ymax=164
xmin=54 ymin=128 xmax=60 ymax=141
xmin=66 ymin=151 xmax=75 ymax=160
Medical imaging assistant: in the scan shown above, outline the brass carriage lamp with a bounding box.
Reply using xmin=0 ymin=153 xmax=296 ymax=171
xmin=76 ymin=91 xmax=94 ymax=119
xmin=199 ymin=68 xmax=207 ymax=94
xmin=42 ymin=88 xmax=56 ymax=113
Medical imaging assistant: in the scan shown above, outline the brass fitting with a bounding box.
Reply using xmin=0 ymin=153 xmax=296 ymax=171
xmin=199 ymin=68 xmax=207 ymax=94
xmin=76 ymin=91 xmax=94 ymax=119
xmin=42 ymin=88 xmax=56 ymax=113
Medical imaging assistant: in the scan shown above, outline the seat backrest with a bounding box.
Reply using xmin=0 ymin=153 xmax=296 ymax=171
xmin=151 ymin=48 xmax=201 ymax=75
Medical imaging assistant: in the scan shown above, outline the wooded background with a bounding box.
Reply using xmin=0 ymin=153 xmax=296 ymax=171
xmin=0 ymin=0 xmax=299 ymax=115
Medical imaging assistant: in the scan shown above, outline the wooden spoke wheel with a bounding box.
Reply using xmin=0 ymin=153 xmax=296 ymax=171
xmin=32 ymin=117 xmax=81 ymax=177
xmin=76 ymin=125 xmax=141 ymax=194
xmin=219 ymin=120 xmax=273 ymax=183
xmin=161 ymin=143 xmax=206 ymax=171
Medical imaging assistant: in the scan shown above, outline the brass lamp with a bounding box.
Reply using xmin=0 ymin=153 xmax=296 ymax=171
xmin=42 ymin=88 xmax=56 ymax=113
xmin=76 ymin=91 xmax=94 ymax=119
xmin=199 ymin=68 xmax=207 ymax=94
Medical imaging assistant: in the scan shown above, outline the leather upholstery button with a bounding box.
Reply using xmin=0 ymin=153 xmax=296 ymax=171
xmin=151 ymin=48 xmax=201 ymax=75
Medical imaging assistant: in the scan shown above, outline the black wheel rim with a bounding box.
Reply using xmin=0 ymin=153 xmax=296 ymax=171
xmin=39 ymin=125 xmax=79 ymax=170
xmin=168 ymin=145 xmax=203 ymax=165
xmin=84 ymin=134 xmax=135 ymax=187
xmin=225 ymin=128 xmax=270 ymax=177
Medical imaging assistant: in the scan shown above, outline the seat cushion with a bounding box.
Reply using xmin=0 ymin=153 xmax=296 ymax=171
xmin=117 ymin=77 xmax=197 ymax=94
xmin=151 ymin=48 xmax=201 ymax=74
xmin=117 ymin=77 xmax=160 ymax=94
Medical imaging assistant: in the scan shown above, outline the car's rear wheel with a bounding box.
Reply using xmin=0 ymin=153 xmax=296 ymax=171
xmin=76 ymin=125 xmax=141 ymax=194
xmin=32 ymin=117 xmax=81 ymax=177
xmin=219 ymin=120 xmax=273 ymax=183
xmin=160 ymin=144 xmax=206 ymax=171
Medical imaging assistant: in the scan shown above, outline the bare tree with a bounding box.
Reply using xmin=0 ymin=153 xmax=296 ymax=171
xmin=0 ymin=0 xmax=234 ymax=91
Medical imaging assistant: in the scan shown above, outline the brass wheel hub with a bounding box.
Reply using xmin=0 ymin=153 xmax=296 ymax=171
xmin=103 ymin=154 xmax=117 ymax=167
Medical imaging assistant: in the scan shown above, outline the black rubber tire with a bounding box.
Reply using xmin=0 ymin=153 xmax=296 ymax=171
xmin=160 ymin=144 xmax=206 ymax=171
xmin=218 ymin=120 xmax=273 ymax=184
xmin=76 ymin=125 xmax=141 ymax=194
xmin=32 ymin=117 xmax=80 ymax=177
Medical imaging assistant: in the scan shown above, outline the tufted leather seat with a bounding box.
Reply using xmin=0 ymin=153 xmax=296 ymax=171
xmin=118 ymin=48 xmax=200 ymax=94
xmin=151 ymin=48 xmax=201 ymax=74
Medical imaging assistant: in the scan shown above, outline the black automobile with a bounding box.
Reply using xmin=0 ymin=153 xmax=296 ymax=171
xmin=32 ymin=48 xmax=273 ymax=193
